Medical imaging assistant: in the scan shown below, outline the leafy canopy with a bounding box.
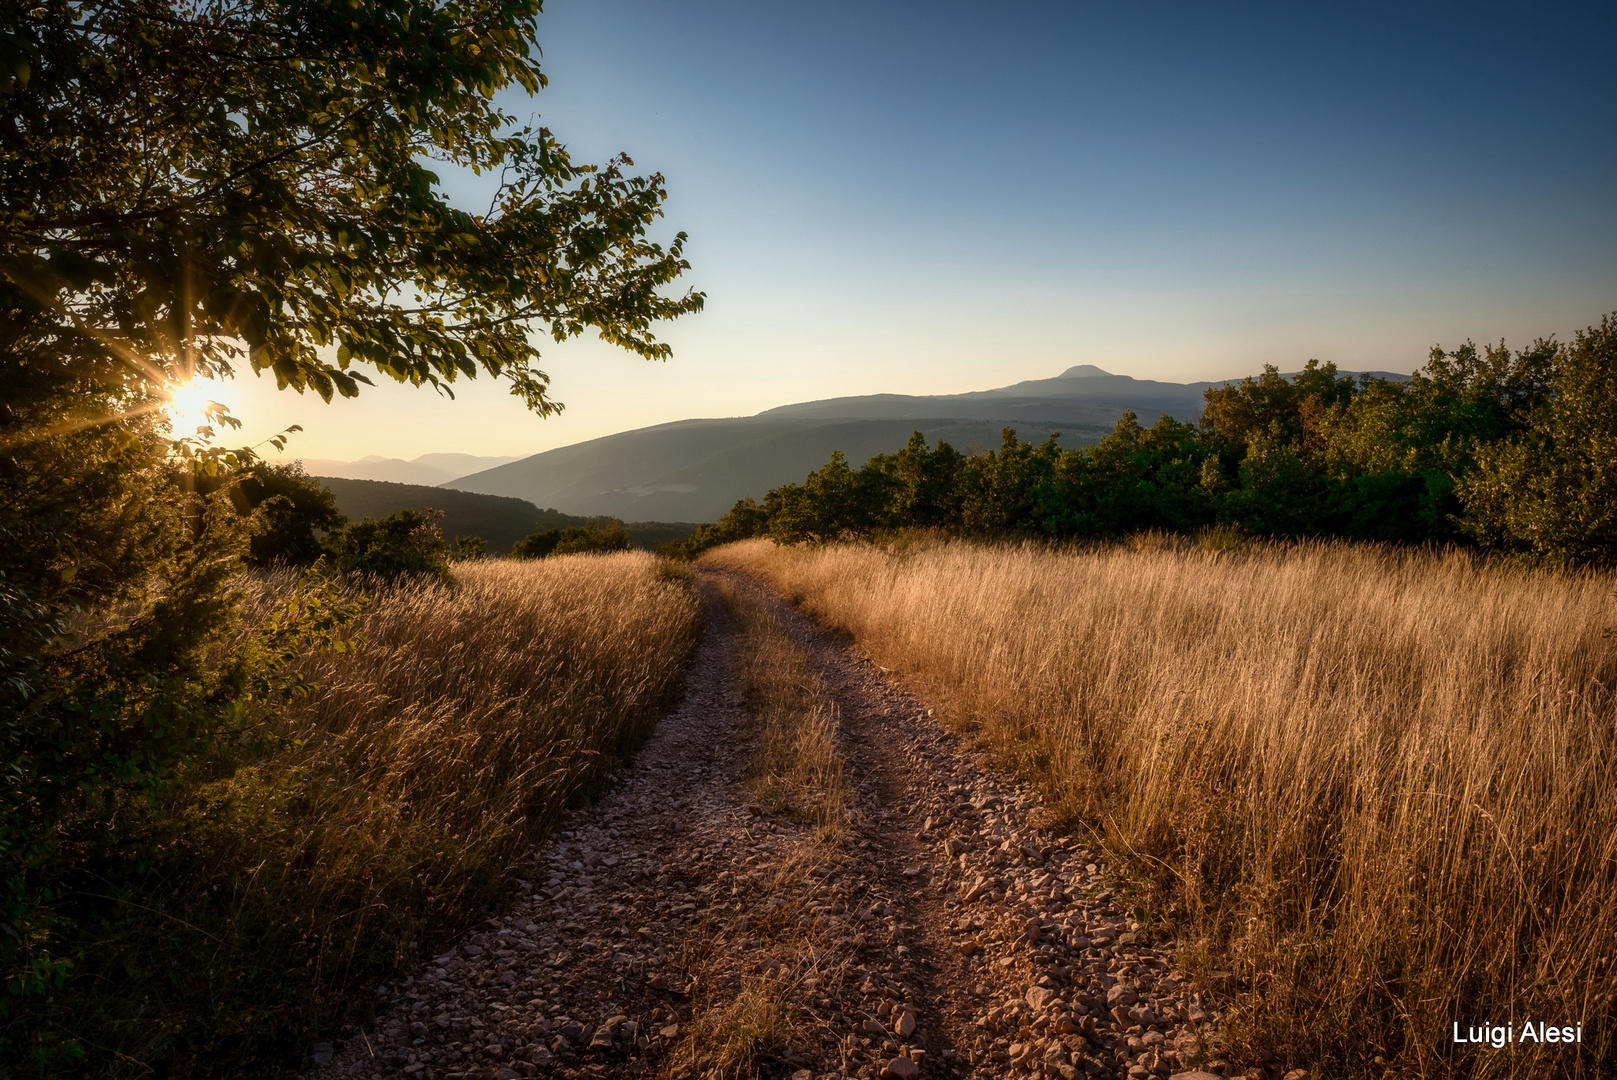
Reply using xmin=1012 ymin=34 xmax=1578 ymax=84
xmin=1 ymin=0 xmax=703 ymax=414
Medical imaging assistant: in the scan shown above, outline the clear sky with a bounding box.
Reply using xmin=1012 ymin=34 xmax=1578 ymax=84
xmin=214 ymin=0 xmax=1617 ymax=462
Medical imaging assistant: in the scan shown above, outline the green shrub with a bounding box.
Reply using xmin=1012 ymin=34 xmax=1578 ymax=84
xmin=662 ymin=497 xmax=771 ymax=559
xmin=194 ymin=461 xmax=346 ymax=567
xmin=511 ymin=520 xmax=632 ymax=559
xmin=716 ymin=312 xmax=1617 ymax=568
xmin=326 ymin=508 xmax=453 ymax=583
xmin=452 ymin=534 xmax=487 ymax=561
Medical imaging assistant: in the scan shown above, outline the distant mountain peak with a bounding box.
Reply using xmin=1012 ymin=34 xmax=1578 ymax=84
xmin=1056 ymin=364 xmax=1114 ymax=379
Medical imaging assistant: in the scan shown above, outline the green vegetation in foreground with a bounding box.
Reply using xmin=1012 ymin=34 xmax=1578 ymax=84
xmin=674 ymin=316 xmax=1617 ymax=568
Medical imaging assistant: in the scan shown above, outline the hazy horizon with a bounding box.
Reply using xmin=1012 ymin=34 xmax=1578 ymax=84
xmin=184 ymin=0 xmax=1615 ymax=462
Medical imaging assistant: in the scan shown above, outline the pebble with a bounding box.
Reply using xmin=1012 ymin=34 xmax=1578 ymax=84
xmin=885 ymin=1056 xmax=921 ymax=1079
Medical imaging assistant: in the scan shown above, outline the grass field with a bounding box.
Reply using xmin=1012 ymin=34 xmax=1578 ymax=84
xmin=61 ymin=553 xmax=701 ymax=1076
xmin=705 ymin=535 xmax=1617 ymax=1078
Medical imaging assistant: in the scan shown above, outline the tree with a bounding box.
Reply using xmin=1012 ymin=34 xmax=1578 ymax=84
xmin=662 ymin=497 xmax=770 ymax=559
xmin=511 ymin=520 xmax=631 ymax=559
xmin=767 ymin=451 xmax=898 ymax=543
xmin=1459 ymin=316 xmax=1617 ymax=566
xmin=1198 ymin=359 xmax=1358 ymax=462
xmin=0 ymin=2 xmax=701 ymax=1064
xmin=328 ymin=506 xmax=453 ymax=582
xmin=195 ymin=460 xmax=346 ymax=566
xmin=889 ymin=431 xmax=966 ymax=529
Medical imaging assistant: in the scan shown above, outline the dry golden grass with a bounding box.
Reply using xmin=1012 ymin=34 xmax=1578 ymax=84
xmin=84 ymin=553 xmax=701 ymax=1075
xmin=708 ymin=536 xmax=1617 ymax=1079
xmin=713 ymin=575 xmax=847 ymax=837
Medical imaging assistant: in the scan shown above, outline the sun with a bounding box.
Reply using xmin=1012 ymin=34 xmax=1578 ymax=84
xmin=163 ymin=380 xmax=221 ymax=436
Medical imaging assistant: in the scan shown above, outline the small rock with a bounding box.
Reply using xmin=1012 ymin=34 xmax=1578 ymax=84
xmin=793 ymin=1071 xmax=814 ymax=1080
xmin=1026 ymin=986 xmax=1056 ymax=1011
xmin=863 ymin=1018 xmax=888 ymax=1037
xmin=884 ymin=1056 xmax=920 ymax=1079
xmin=1106 ymin=985 xmax=1138 ymax=1009
xmin=1282 ymin=1072 xmax=1309 ymax=1080
xmin=895 ymin=1008 xmax=916 ymax=1038
xmin=659 ymin=1022 xmax=680 ymax=1038
xmin=1168 ymin=1073 xmax=1222 ymax=1080
xmin=310 ymin=1043 xmax=335 ymax=1068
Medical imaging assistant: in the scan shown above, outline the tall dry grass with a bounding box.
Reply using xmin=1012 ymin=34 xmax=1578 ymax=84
xmin=706 ymin=536 xmax=1617 ymax=1079
xmin=76 ymin=553 xmax=701 ymax=1076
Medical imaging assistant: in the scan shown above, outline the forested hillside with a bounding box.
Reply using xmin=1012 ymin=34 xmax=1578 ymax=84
xmin=682 ymin=320 xmax=1617 ymax=567
xmin=315 ymin=477 xmax=699 ymax=553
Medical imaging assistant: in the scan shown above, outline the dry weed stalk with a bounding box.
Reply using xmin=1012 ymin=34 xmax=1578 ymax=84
xmin=708 ymin=536 xmax=1617 ymax=1078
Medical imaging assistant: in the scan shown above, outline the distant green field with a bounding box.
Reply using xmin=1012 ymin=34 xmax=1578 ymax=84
xmin=313 ymin=476 xmax=699 ymax=554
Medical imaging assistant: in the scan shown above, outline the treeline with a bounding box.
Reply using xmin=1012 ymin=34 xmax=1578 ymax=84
xmin=677 ymin=316 xmax=1617 ymax=567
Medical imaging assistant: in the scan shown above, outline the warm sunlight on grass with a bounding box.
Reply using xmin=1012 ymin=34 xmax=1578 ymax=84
xmin=707 ymin=536 xmax=1617 ymax=1079
xmin=72 ymin=553 xmax=702 ymax=1072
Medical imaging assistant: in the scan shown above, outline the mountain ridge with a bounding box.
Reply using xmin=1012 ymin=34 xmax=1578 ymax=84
xmin=443 ymin=363 xmax=1411 ymax=522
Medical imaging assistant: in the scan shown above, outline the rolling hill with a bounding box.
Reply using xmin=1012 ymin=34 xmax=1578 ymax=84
xmin=313 ymin=477 xmax=698 ymax=554
xmin=444 ymin=365 xmax=1224 ymax=521
xmin=296 ymin=452 xmax=520 ymax=487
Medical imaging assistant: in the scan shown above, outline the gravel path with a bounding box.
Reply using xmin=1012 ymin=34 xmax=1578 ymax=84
xmin=307 ymin=570 xmax=1237 ymax=1080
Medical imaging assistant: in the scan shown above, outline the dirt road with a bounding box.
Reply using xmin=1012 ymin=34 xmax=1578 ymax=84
xmin=308 ymin=569 xmax=1229 ymax=1080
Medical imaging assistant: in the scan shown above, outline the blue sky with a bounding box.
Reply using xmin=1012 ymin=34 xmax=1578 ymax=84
xmin=232 ymin=0 xmax=1617 ymax=460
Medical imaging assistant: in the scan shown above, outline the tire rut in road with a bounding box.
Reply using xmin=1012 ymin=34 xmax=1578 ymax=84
xmin=307 ymin=569 xmax=1223 ymax=1080
xmin=715 ymin=567 xmax=1223 ymax=1080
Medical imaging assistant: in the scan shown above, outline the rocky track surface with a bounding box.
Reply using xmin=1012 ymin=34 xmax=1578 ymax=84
xmin=308 ymin=569 xmax=1246 ymax=1080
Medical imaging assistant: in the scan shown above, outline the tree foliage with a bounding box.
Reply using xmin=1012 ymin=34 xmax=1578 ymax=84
xmin=511 ymin=519 xmax=632 ymax=559
xmin=661 ymin=497 xmax=771 ymax=559
xmin=195 ymin=460 xmax=346 ymax=566
xmin=1 ymin=0 xmax=702 ymax=411
xmin=327 ymin=506 xmax=454 ymax=582
xmin=1458 ymin=315 xmax=1617 ymax=566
